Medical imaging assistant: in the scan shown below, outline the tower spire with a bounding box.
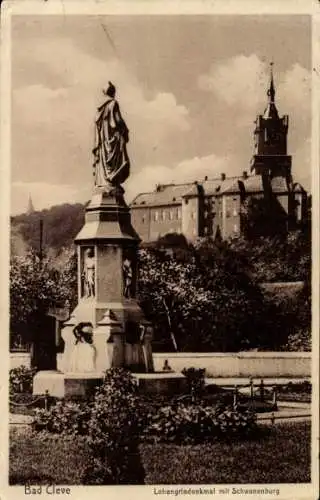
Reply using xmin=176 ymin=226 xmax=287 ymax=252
xmin=27 ymin=194 xmax=34 ymax=215
xmin=263 ymin=61 xmax=278 ymax=119
xmin=267 ymin=61 xmax=275 ymax=103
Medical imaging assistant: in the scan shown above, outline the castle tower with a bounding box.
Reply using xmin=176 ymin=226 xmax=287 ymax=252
xmin=251 ymin=63 xmax=292 ymax=186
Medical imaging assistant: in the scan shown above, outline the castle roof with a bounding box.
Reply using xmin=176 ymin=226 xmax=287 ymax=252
xmin=131 ymin=182 xmax=194 ymax=207
xmin=242 ymin=175 xmax=264 ymax=193
xmin=202 ymin=177 xmax=236 ymax=195
xmin=130 ymin=173 xmax=298 ymax=208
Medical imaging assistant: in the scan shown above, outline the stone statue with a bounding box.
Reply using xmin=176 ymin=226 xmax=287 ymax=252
xmin=83 ymin=248 xmax=95 ymax=298
xmin=68 ymin=322 xmax=97 ymax=373
xmin=93 ymin=82 xmax=130 ymax=187
xmin=123 ymin=258 xmax=133 ymax=298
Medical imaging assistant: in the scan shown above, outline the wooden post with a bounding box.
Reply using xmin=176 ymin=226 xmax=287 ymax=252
xmin=44 ymin=390 xmax=49 ymax=411
xmin=260 ymin=379 xmax=265 ymax=402
xmin=250 ymin=376 xmax=254 ymax=402
xmin=272 ymin=385 xmax=278 ymax=410
xmin=233 ymin=385 xmax=238 ymax=409
xmin=271 ymin=412 xmax=275 ymax=426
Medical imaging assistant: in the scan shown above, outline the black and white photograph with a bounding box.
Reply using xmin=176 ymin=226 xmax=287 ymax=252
xmin=3 ymin=2 xmax=318 ymax=498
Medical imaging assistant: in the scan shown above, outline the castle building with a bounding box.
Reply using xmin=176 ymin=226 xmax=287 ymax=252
xmin=130 ymin=66 xmax=307 ymax=242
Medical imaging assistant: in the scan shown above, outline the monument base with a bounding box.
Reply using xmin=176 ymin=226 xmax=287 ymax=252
xmin=33 ymin=370 xmax=188 ymax=398
xmin=33 ymin=370 xmax=104 ymax=399
xmin=133 ymin=372 xmax=187 ymax=396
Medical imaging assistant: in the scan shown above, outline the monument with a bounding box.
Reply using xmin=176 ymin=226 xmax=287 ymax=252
xmin=33 ymin=82 xmax=155 ymax=398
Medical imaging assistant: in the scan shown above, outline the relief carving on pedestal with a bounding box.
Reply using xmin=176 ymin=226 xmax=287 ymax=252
xmin=123 ymin=257 xmax=133 ymax=298
xmin=82 ymin=247 xmax=95 ymax=298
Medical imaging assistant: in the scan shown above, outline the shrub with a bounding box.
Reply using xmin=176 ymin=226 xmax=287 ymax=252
xmin=9 ymin=366 xmax=37 ymax=394
xmin=82 ymin=368 xmax=146 ymax=485
xmin=32 ymin=401 xmax=91 ymax=435
xmin=143 ymin=402 xmax=256 ymax=445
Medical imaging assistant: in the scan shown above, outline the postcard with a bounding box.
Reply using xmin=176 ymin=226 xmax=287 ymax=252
xmin=1 ymin=1 xmax=319 ymax=499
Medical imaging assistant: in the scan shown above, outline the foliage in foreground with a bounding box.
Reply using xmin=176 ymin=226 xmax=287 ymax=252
xmin=9 ymin=366 xmax=36 ymax=394
xmin=32 ymin=369 xmax=256 ymax=445
xmin=143 ymin=403 xmax=256 ymax=445
xmin=83 ymin=369 xmax=146 ymax=484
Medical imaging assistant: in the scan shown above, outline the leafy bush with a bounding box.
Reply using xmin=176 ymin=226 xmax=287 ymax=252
xmin=10 ymin=366 xmax=37 ymax=394
xmin=82 ymin=368 xmax=146 ymax=485
xmin=143 ymin=402 xmax=256 ymax=445
xmin=32 ymin=401 xmax=91 ymax=435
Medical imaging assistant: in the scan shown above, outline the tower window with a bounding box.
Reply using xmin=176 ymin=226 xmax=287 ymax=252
xmin=154 ymin=211 xmax=159 ymax=221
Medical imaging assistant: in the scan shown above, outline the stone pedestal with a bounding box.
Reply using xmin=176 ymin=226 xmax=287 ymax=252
xmin=33 ymin=371 xmax=104 ymax=399
xmin=34 ymin=185 xmax=154 ymax=399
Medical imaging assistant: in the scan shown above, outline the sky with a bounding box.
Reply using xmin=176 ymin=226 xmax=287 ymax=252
xmin=11 ymin=14 xmax=311 ymax=215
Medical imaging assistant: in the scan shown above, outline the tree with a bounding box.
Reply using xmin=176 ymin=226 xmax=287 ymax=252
xmin=138 ymin=239 xmax=273 ymax=352
xmin=240 ymin=195 xmax=288 ymax=240
xmin=228 ymin=230 xmax=311 ymax=283
xmin=10 ymin=249 xmax=77 ymax=349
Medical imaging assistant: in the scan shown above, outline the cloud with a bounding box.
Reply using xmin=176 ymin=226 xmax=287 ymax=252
xmin=278 ymin=63 xmax=310 ymax=117
xmin=198 ymin=55 xmax=311 ymax=124
xmin=12 ymin=38 xmax=190 ymax=193
xmin=125 ymin=153 xmax=238 ymax=202
xmin=198 ymin=54 xmax=266 ymax=111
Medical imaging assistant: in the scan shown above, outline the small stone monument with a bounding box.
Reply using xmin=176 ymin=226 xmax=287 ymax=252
xmin=33 ymin=82 xmax=154 ymax=398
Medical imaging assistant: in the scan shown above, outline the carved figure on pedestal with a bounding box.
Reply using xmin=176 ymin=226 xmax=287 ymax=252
xmin=93 ymin=82 xmax=130 ymax=187
xmin=83 ymin=248 xmax=95 ymax=298
xmin=68 ymin=322 xmax=96 ymax=373
xmin=123 ymin=258 xmax=133 ymax=298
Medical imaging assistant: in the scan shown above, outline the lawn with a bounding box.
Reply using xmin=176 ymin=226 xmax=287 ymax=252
xmin=9 ymin=421 xmax=311 ymax=485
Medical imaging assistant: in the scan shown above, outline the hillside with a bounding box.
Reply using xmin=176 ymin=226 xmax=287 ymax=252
xmin=11 ymin=203 xmax=85 ymax=255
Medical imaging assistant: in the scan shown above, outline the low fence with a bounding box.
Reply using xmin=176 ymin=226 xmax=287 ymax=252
xmin=153 ymin=352 xmax=311 ymax=378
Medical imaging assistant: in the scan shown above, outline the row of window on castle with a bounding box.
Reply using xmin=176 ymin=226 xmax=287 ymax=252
xmin=143 ymin=207 xmax=239 ymax=223
xmin=144 ymin=207 xmax=182 ymax=223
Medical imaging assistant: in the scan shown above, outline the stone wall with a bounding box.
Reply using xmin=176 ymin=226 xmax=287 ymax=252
xmin=10 ymin=351 xmax=311 ymax=378
xmin=10 ymin=352 xmax=31 ymax=370
xmin=153 ymin=352 xmax=311 ymax=378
